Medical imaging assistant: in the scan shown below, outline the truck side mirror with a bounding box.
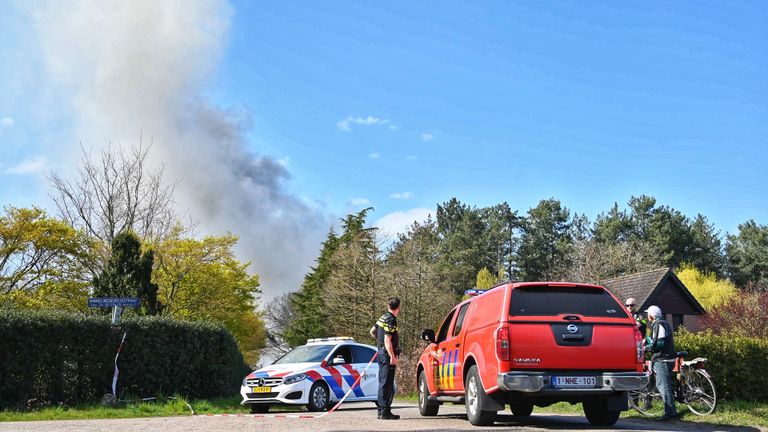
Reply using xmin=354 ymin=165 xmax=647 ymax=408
xmin=421 ymin=329 xmax=436 ymax=344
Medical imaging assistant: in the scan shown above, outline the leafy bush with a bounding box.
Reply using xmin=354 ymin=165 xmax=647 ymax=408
xmin=701 ymin=290 xmax=768 ymax=339
xmin=676 ymin=329 xmax=768 ymax=401
xmin=0 ymin=308 xmax=249 ymax=410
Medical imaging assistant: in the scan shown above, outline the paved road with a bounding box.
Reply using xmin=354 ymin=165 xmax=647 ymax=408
xmin=0 ymin=402 xmax=762 ymax=432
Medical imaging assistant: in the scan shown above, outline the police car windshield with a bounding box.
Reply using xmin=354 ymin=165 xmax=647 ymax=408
xmin=273 ymin=344 xmax=335 ymax=364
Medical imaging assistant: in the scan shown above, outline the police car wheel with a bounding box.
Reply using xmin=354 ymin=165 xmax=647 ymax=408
xmin=249 ymin=404 xmax=270 ymax=414
xmin=307 ymin=381 xmax=330 ymax=412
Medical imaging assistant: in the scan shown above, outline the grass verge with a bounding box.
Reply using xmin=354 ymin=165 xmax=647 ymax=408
xmin=2 ymin=395 xmax=766 ymax=427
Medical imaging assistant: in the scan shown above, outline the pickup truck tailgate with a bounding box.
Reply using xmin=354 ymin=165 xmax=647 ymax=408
xmin=507 ymin=285 xmax=638 ymax=371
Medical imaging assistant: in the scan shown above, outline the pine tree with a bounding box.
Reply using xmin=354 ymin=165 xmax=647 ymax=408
xmin=283 ymin=229 xmax=339 ymax=346
xmin=93 ymin=231 xmax=160 ymax=315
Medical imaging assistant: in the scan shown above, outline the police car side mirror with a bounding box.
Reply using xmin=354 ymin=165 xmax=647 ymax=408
xmin=332 ymin=357 xmax=345 ymax=365
xmin=421 ymin=329 xmax=436 ymax=344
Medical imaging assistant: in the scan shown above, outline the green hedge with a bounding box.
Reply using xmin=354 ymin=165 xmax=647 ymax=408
xmin=676 ymin=330 xmax=768 ymax=402
xmin=0 ymin=309 xmax=249 ymax=410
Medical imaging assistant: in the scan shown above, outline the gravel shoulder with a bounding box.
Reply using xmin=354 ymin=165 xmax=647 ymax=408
xmin=0 ymin=402 xmax=763 ymax=432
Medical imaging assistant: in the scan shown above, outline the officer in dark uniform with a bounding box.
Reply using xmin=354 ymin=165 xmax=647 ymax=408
xmin=369 ymin=297 xmax=401 ymax=420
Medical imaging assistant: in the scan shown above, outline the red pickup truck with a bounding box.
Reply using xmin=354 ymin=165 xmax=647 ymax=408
xmin=417 ymin=282 xmax=648 ymax=426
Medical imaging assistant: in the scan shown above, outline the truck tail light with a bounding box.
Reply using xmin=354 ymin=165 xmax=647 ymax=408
xmin=635 ymin=329 xmax=644 ymax=363
xmin=496 ymin=325 xmax=510 ymax=362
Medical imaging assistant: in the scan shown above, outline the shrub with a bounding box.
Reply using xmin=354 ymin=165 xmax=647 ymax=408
xmin=702 ymin=290 xmax=768 ymax=338
xmin=0 ymin=308 xmax=249 ymax=410
xmin=676 ymin=329 xmax=768 ymax=402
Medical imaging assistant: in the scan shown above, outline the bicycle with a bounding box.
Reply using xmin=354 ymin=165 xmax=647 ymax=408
xmin=629 ymin=351 xmax=717 ymax=416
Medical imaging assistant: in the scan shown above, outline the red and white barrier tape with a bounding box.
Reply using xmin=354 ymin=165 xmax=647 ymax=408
xmin=203 ymin=352 xmax=380 ymax=420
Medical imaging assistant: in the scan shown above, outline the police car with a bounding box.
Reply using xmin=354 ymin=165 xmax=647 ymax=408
xmin=241 ymin=337 xmax=381 ymax=413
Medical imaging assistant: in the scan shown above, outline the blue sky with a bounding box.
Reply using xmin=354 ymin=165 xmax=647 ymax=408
xmin=2 ymin=1 xmax=767 ymax=238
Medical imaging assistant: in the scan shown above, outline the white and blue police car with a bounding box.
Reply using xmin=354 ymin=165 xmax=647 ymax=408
xmin=241 ymin=337 xmax=382 ymax=413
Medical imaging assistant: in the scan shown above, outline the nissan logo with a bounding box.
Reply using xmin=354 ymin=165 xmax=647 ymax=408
xmin=257 ymin=378 xmax=265 ymax=386
xmin=567 ymin=324 xmax=578 ymax=333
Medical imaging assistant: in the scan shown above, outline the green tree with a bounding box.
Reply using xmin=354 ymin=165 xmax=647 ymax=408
xmin=0 ymin=207 xmax=93 ymax=311
xmin=688 ymin=214 xmax=725 ymax=276
xmin=283 ymin=229 xmax=338 ymax=347
xmin=475 ymin=267 xmax=496 ymax=289
xmin=93 ymin=231 xmax=160 ymax=315
xmin=151 ymin=230 xmax=265 ymax=363
xmin=323 ymin=209 xmax=384 ymax=341
xmin=726 ymin=220 xmax=768 ymax=291
xmin=596 ymin=196 xmax=711 ymax=270
xmin=480 ymin=203 xmax=519 ymax=279
xmin=516 ymin=199 xmax=573 ymax=281
xmin=593 ymin=203 xmax=633 ymax=244
xmin=436 ymin=198 xmax=488 ymax=294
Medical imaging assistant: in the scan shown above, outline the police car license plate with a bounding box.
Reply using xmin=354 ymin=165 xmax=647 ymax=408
xmin=251 ymin=386 xmax=271 ymax=393
xmin=552 ymin=376 xmax=597 ymax=389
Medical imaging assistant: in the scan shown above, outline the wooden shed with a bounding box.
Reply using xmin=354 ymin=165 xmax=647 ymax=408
xmin=601 ymin=268 xmax=706 ymax=332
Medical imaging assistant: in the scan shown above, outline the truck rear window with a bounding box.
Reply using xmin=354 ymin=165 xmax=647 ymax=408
xmin=510 ymin=286 xmax=623 ymax=317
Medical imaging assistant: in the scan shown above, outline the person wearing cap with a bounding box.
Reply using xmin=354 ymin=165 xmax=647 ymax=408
xmin=645 ymin=305 xmax=678 ymax=420
xmin=625 ymin=298 xmax=647 ymax=336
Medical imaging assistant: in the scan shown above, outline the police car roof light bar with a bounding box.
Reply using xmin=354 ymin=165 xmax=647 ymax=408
xmin=306 ymin=337 xmax=355 ymax=344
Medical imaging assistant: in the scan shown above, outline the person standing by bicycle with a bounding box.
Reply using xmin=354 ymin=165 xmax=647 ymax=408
xmin=645 ymin=305 xmax=678 ymax=420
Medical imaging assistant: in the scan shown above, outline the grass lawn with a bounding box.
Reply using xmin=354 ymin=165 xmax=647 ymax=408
xmin=0 ymin=396 xmax=250 ymax=422
xmin=2 ymin=395 xmax=766 ymax=427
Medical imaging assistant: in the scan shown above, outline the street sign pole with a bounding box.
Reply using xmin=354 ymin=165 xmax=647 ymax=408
xmin=88 ymin=297 xmax=140 ymax=403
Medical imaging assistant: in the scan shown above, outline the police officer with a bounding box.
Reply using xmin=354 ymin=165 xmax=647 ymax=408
xmin=645 ymin=305 xmax=678 ymax=420
xmin=625 ymin=297 xmax=647 ymax=336
xmin=369 ymin=297 xmax=401 ymax=420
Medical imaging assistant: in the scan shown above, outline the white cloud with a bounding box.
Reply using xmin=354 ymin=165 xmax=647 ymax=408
xmin=337 ymin=115 xmax=391 ymax=132
xmin=4 ymin=156 xmax=47 ymax=175
xmin=374 ymin=208 xmax=433 ymax=239
xmin=420 ymin=133 xmax=434 ymax=141
xmin=277 ymin=157 xmax=290 ymax=167
xmin=388 ymin=125 xmax=399 ymax=130
xmin=406 ymin=155 xmax=418 ymax=161
xmin=349 ymin=197 xmax=370 ymax=206
xmin=389 ymin=192 xmax=413 ymax=200
xmin=368 ymin=152 xmax=381 ymax=159
xmin=0 ymin=117 xmax=14 ymax=128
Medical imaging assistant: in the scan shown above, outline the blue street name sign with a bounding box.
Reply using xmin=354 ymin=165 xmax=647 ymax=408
xmin=88 ymin=297 xmax=141 ymax=308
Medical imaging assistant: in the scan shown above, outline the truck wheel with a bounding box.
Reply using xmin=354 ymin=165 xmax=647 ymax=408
xmin=418 ymin=371 xmax=439 ymax=416
xmin=307 ymin=381 xmax=330 ymax=412
xmin=464 ymin=365 xmax=497 ymax=426
xmin=583 ymin=398 xmax=621 ymax=426
xmin=249 ymin=404 xmax=270 ymax=414
xmin=509 ymin=400 xmax=534 ymax=417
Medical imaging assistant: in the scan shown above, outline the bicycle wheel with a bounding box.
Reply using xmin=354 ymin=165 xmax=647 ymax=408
xmin=683 ymin=369 xmax=717 ymax=416
xmin=628 ymin=380 xmax=664 ymax=417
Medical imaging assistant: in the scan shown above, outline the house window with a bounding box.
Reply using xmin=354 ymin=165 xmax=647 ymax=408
xmin=672 ymin=314 xmax=683 ymax=331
